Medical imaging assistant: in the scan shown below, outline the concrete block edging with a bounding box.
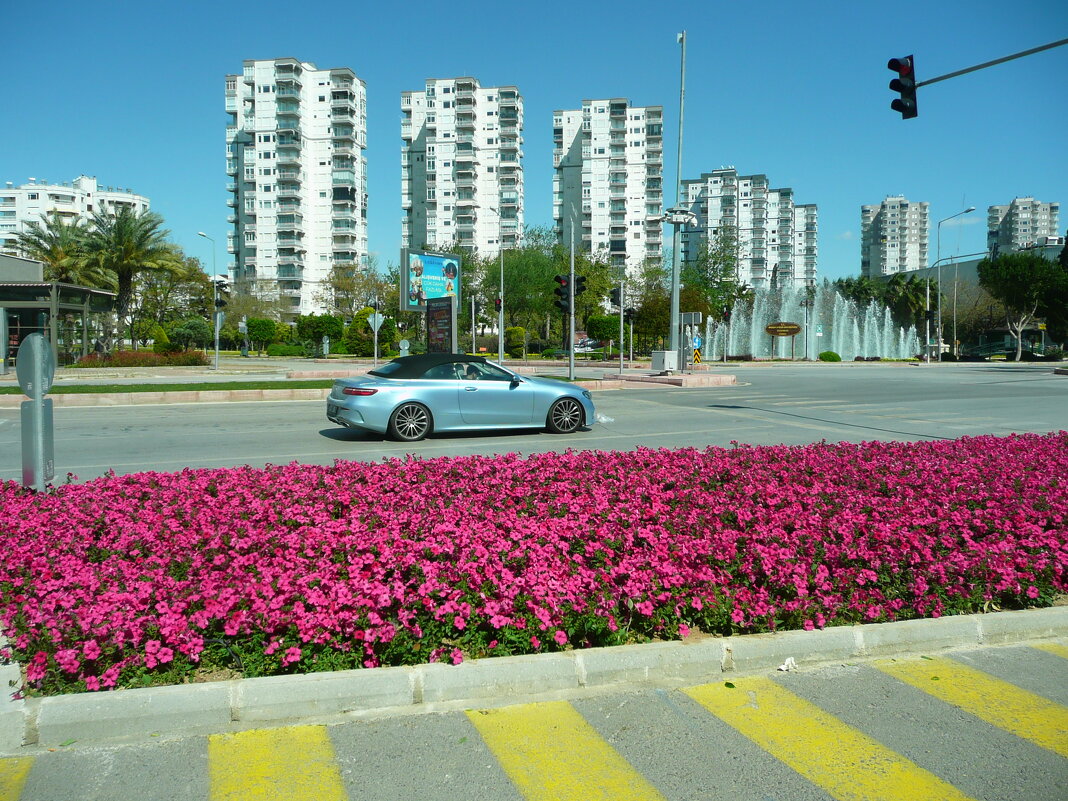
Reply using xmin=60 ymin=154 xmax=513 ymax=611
xmin=6 ymin=606 xmax=1066 ymax=749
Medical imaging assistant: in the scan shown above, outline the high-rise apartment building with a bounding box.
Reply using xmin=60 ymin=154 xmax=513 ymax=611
xmin=680 ymin=168 xmax=817 ymax=288
xmin=226 ymin=58 xmax=367 ymax=319
xmin=401 ymin=78 xmax=523 ymax=257
xmin=552 ymin=99 xmax=664 ymax=274
xmin=987 ymin=197 xmax=1061 ymax=254
xmin=1 ymin=176 xmax=149 ymax=256
xmin=861 ymin=196 xmax=929 ymax=277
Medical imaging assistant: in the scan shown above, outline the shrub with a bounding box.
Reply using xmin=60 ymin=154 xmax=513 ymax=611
xmin=818 ymin=350 xmax=842 ymax=362
xmin=265 ymin=344 xmax=304 ymax=357
xmin=152 ymin=342 xmax=183 ymax=355
xmin=71 ymin=350 xmax=208 ymax=368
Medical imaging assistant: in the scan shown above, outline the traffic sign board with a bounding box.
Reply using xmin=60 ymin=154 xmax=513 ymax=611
xmin=367 ymin=313 xmax=385 ymax=332
xmin=16 ymin=333 xmax=55 ymax=399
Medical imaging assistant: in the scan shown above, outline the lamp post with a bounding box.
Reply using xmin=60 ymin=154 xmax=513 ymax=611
xmin=935 ymin=207 xmax=976 ymax=361
xmin=668 ymin=30 xmax=687 ymax=372
xmin=197 ymin=231 xmax=220 ymax=371
xmin=485 ymin=206 xmax=507 ymax=364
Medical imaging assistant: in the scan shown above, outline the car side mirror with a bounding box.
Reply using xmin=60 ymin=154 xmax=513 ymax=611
xmin=510 ymin=374 xmax=522 ymax=385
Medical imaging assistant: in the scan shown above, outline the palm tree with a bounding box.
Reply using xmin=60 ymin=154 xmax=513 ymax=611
xmin=80 ymin=207 xmax=181 ymax=345
xmin=11 ymin=211 xmax=115 ymax=288
xmin=884 ymin=273 xmax=929 ymax=330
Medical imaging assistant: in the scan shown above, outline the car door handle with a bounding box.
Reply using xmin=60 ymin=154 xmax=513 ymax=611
xmin=465 ymin=386 xmax=478 ymax=392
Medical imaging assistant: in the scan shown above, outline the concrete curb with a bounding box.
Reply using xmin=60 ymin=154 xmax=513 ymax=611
xmin=3 ymin=606 xmax=1065 ymax=751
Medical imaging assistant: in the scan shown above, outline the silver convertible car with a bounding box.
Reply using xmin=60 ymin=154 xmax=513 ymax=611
xmin=326 ymin=354 xmax=596 ymax=442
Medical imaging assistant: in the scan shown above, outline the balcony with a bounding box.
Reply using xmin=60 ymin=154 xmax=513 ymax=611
xmin=276 ymin=149 xmax=300 ymax=166
xmin=276 ymin=185 xmax=301 ymax=200
xmin=226 ymin=182 xmax=237 ymax=192
xmin=277 ymin=170 xmax=301 ymax=183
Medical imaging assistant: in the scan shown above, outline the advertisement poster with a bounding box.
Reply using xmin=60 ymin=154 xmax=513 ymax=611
xmin=426 ymin=296 xmax=457 ymax=354
xmin=401 ymin=249 xmax=461 ymax=312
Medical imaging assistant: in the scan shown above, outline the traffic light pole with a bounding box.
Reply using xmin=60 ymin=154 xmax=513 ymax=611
xmin=917 ymin=38 xmax=1067 ymax=89
xmin=471 ymin=295 xmax=476 ymax=353
xmin=618 ymin=280 xmax=625 ymax=376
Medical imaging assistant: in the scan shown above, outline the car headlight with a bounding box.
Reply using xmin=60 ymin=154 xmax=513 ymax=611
xmin=581 ymin=390 xmax=592 ymax=400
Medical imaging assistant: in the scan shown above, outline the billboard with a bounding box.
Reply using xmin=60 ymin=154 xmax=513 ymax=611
xmin=400 ymin=249 xmax=461 ymax=312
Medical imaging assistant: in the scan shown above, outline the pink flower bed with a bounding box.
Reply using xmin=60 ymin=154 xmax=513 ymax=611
xmin=2 ymin=432 xmax=1066 ymax=695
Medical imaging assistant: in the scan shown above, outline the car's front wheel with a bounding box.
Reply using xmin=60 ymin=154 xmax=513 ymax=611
xmin=388 ymin=402 xmax=432 ymax=441
xmin=546 ymin=397 xmax=584 ymax=434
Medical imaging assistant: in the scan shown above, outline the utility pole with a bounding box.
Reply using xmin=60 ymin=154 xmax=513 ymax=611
xmin=668 ymin=31 xmax=687 ymax=370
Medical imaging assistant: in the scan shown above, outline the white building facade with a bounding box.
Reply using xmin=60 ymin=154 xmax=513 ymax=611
xmin=401 ymin=78 xmax=524 ymax=257
xmin=0 ymin=176 xmax=150 ymax=256
xmin=680 ymin=169 xmax=817 ymax=288
xmin=552 ymin=99 xmax=664 ymax=275
xmin=987 ymin=197 xmax=1061 ymax=255
xmin=861 ymin=196 xmax=929 ymax=277
xmin=226 ymin=58 xmax=368 ymax=319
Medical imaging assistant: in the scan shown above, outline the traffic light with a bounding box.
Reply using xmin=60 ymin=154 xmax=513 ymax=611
xmin=574 ymin=275 xmax=588 ymax=297
xmin=553 ymin=274 xmax=571 ymax=313
xmin=623 ymin=307 xmax=635 ymax=323
xmin=610 ymin=286 xmax=622 ymax=307
xmin=723 ymin=305 xmax=732 ymax=323
xmin=888 ymin=55 xmax=918 ymax=119
xmin=214 ymin=279 xmax=228 ymax=308
xmin=494 ymin=297 xmax=502 ymax=313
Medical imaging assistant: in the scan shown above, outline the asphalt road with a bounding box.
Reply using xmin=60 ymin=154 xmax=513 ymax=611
xmin=0 ymin=362 xmax=1065 ymax=482
xmin=6 ymin=643 xmax=1067 ymax=800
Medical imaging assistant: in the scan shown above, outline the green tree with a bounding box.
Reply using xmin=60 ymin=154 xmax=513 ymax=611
xmin=79 ymin=207 xmax=181 ymax=346
xmin=978 ymin=251 xmax=1068 ymax=360
xmin=295 ymin=314 xmax=344 ymax=355
xmin=167 ymin=317 xmax=212 ymax=349
xmin=246 ymin=318 xmax=277 ymax=353
xmin=882 ymin=273 xmax=930 ymax=330
xmin=11 ymin=211 xmax=114 ymax=288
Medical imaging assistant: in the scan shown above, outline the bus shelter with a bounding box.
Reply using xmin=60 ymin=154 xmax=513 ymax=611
xmin=1 ymin=282 xmax=117 ymax=367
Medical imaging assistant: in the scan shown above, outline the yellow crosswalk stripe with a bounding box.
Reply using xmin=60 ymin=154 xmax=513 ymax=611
xmin=683 ymin=677 xmax=976 ymax=801
xmin=0 ymin=758 xmax=33 ymax=801
xmin=875 ymin=656 xmax=1068 ymax=757
xmin=208 ymin=725 xmax=347 ymax=801
xmin=1033 ymin=642 xmax=1068 ymax=660
xmin=467 ymin=701 xmax=667 ymax=801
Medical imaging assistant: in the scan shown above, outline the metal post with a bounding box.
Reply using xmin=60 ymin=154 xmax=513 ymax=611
xmin=618 ymin=279 xmax=625 ymax=376
xmin=668 ymin=31 xmax=687 ymax=367
xmin=198 ymin=231 xmax=220 ymax=371
xmin=924 ymin=277 xmax=930 ymax=362
xmin=568 ymin=240 xmax=575 ymax=381
xmin=936 ymin=207 xmax=975 ymax=362
xmin=498 ymin=247 xmax=505 ymax=364
xmin=471 ymin=294 xmax=476 ymax=353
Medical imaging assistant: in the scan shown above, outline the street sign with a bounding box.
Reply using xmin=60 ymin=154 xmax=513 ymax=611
xmin=765 ymin=322 xmax=802 ymax=337
xmin=693 ymin=348 xmax=702 ymax=364
xmin=681 ymin=312 xmax=703 ymax=326
xmin=693 ymin=335 xmax=703 ymax=349
xmin=16 ymin=333 xmax=55 ymax=399
xmin=367 ymin=313 xmax=385 ymax=332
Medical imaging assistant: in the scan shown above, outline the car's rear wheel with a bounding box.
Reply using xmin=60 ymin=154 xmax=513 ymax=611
xmin=546 ymin=397 xmax=583 ymax=434
xmin=388 ymin=402 xmax=432 ymax=441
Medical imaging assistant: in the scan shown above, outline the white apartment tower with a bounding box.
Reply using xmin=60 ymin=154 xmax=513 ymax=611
xmin=226 ymin=58 xmax=368 ymax=318
xmin=401 ymin=78 xmax=524 ymax=257
xmin=987 ymin=197 xmax=1061 ymax=254
xmin=861 ymin=196 xmax=929 ymax=277
xmin=553 ymin=99 xmax=664 ymax=274
xmin=680 ymin=169 xmax=817 ymax=288
xmin=1 ymin=176 xmax=149 ymax=256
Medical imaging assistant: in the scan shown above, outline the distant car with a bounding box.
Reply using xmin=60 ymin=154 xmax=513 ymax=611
xmin=326 ymin=354 xmax=595 ymax=442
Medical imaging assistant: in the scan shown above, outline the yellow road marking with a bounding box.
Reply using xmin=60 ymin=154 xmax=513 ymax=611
xmin=684 ymin=677 xmax=975 ymax=801
xmin=467 ymin=701 xmax=667 ymax=801
xmin=0 ymin=758 xmax=33 ymax=801
xmin=208 ymin=725 xmax=347 ymax=801
xmin=1033 ymin=642 xmax=1068 ymax=661
xmin=876 ymin=656 xmax=1068 ymax=757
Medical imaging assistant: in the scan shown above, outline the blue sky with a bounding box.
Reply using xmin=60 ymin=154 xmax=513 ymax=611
xmin=6 ymin=1 xmax=1066 ymax=281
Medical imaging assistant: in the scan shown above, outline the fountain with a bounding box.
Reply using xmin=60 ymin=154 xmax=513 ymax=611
xmin=701 ymin=283 xmax=920 ymax=361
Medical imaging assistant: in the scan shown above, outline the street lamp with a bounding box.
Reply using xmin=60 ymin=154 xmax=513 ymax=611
xmin=658 ymin=206 xmax=698 ymax=369
xmin=485 ymin=206 xmax=507 ymax=364
xmin=668 ymin=31 xmax=688 ymax=372
xmin=197 ymin=231 xmax=221 ymax=371
xmin=935 ymin=207 xmax=976 ymax=361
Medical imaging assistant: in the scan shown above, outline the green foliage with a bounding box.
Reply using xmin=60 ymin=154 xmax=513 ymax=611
xmin=246 ymin=317 xmax=276 ymax=352
xmin=152 ymin=342 xmax=183 ymax=355
xmin=265 ymin=344 xmax=304 ymax=357
xmin=978 ymin=251 xmax=1068 ymax=360
xmin=72 ymin=350 xmax=209 ymax=368
xmin=295 ymin=313 xmax=344 ymax=343
xmin=585 ymin=315 xmax=618 ymax=342
xmin=818 ymin=350 xmax=842 ymax=362
xmin=148 ymin=324 xmax=169 ymax=345
xmin=167 ymin=317 xmax=212 ymax=349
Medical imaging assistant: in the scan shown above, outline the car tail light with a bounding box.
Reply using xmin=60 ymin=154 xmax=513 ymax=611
xmin=342 ymin=387 xmax=378 ymax=396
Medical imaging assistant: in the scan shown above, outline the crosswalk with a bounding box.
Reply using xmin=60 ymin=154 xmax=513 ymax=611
xmin=2 ymin=644 xmax=1065 ymax=801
